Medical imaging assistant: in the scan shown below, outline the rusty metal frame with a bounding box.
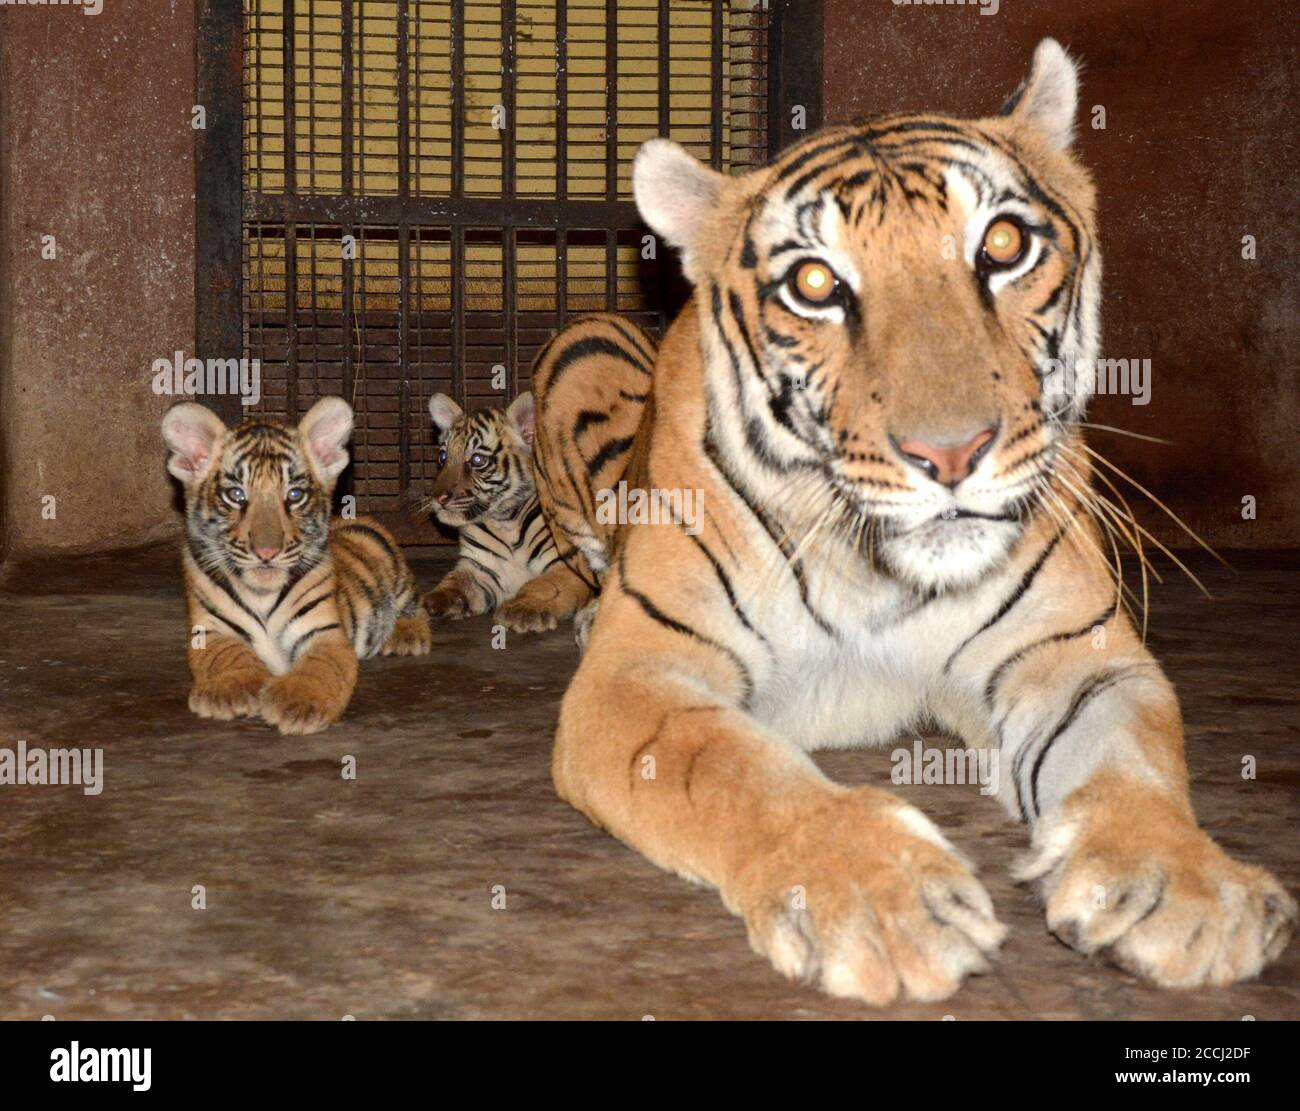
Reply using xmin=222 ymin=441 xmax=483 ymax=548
xmin=195 ymin=0 xmax=245 ymax=426
xmin=769 ymin=0 xmax=824 ymax=160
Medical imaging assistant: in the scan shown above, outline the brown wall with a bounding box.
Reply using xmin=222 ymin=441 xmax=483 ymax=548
xmin=0 ymin=0 xmax=194 ymax=560
xmin=0 ymin=1 xmax=1293 ymax=559
xmin=822 ymin=0 xmax=1299 ymax=548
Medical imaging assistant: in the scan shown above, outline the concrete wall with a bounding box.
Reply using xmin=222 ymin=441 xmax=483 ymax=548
xmin=822 ymin=0 xmax=1300 ymax=548
xmin=0 ymin=0 xmax=194 ymax=560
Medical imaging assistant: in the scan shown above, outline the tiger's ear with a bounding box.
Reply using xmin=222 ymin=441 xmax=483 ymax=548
xmin=1000 ymin=38 xmax=1079 ymax=152
xmin=161 ymin=402 xmax=226 ymax=486
xmin=506 ymin=390 xmax=536 ymax=447
xmin=633 ymin=138 xmax=725 ymax=278
xmin=428 ymin=392 xmax=463 ymax=436
xmin=299 ymin=396 xmax=353 ymax=482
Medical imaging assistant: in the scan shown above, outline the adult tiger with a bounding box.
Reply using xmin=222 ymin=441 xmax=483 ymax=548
xmin=534 ymin=40 xmax=1295 ymax=1003
xmin=531 ymin=314 xmax=657 ymax=642
xmin=162 ymin=398 xmax=431 ymax=735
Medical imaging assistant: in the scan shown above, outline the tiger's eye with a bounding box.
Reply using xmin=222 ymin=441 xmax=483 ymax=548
xmin=983 ymin=218 xmax=1024 ymax=265
xmin=792 ymin=260 xmax=837 ymax=304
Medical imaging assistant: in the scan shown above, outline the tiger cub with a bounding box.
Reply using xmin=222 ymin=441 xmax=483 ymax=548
xmin=162 ymin=398 xmax=431 ymax=735
xmin=419 ymin=391 xmax=590 ymax=633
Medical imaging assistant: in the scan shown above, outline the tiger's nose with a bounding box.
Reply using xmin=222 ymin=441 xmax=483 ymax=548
xmin=893 ymin=427 xmax=998 ymax=487
xmin=253 ymin=545 xmax=282 ymax=562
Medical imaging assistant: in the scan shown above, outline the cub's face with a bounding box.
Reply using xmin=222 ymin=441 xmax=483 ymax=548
xmin=162 ymin=399 xmax=353 ymax=593
xmin=424 ymin=392 xmax=536 ymax=528
xmin=635 ymin=40 xmax=1100 ymax=592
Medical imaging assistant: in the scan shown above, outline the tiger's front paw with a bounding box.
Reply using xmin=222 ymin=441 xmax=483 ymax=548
xmin=421 ymin=585 xmax=473 ymax=622
xmin=382 ymin=613 xmax=433 ymax=656
xmin=731 ymin=790 xmax=1006 ymax=1005
xmin=188 ymin=670 xmax=266 ymax=721
xmin=495 ymin=595 xmax=560 ymax=634
xmin=1017 ymin=799 xmax=1297 ymax=987
xmin=259 ymin=672 xmax=349 ymax=735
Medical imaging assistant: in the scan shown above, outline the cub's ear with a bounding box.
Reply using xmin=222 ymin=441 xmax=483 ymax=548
xmin=298 ymin=396 xmax=353 ymax=482
xmin=428 ymin=392 xmax=464 ymax=435
xmin=506 ymin=390 xmax=536 ymax=447
xmin=161 ymin=402 xmax=226 ymax=486
xmin=632 ymin=138 xmax=725 ymax=278
xmin=1000 ymin=38 xmax=1080 ymax=152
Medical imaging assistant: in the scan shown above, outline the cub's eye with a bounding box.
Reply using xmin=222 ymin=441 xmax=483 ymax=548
xmin=437 ymin=449 xmax=448 ymax=467
xmin=223 ymin=486 xmax=247 ymax=507
xmin=469 ymin=453 xmax=487 ymax=468
xmin=787 ymin=259 xmax=841 ymax=307
xmin=980 ymin=217 xmax=1027 ymax=271
xmin=285 ymin=488 xmax=306 ymax=506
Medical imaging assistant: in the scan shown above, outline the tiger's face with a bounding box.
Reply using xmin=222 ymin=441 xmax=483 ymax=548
xmin=162 ymin=398 xmax=353 ymax=594
xmin=635 ymin=40 xmax=1099 ymax=593
xmin=424 ymin=392 xmax=536 ymax=528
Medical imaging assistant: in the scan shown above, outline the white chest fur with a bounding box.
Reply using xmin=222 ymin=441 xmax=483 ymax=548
xmin=746 ymin=562 xmax=1013 ymax=753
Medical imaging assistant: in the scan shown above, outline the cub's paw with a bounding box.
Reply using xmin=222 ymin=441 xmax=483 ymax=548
xmin=1016 ymin=802 xmax=1297 ymax=987
xmin=188 ymin=671 xmax=266 ymax=721
xmin=382 ymin=613 xmax=433 ymax=656
xmin=495 ymin=595 xmax=560 ymax=634
xmin=421 ymin=586 xmax=472 ymax=622
xmin=731 ymin=791 xmax=1006 ymax=1005
xmin=259 ymin=673 xmax=348 ymax=735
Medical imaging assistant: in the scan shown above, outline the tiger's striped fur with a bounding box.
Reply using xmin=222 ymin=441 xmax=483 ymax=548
xmin=536 ymin=40 xmax=1294 ymax=1004
xmin=419 ymin=391 xmax=590 ymax=633
xmin=531 ymin=314 xmax=657 ymax=588
xmin=162 ymin=398 xmax=431 ymax=735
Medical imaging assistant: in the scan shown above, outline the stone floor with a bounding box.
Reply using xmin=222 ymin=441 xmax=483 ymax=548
xmin=0 ymin=546 xmax=1296 ymax=1020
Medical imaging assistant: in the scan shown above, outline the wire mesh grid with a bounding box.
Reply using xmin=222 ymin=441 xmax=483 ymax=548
xmin=242 ymin=0 xmax=770 ymax=534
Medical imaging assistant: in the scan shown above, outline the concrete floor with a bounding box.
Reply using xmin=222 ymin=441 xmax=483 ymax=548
xmin=0 ymin=547 xmax=1296 ymax=1020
